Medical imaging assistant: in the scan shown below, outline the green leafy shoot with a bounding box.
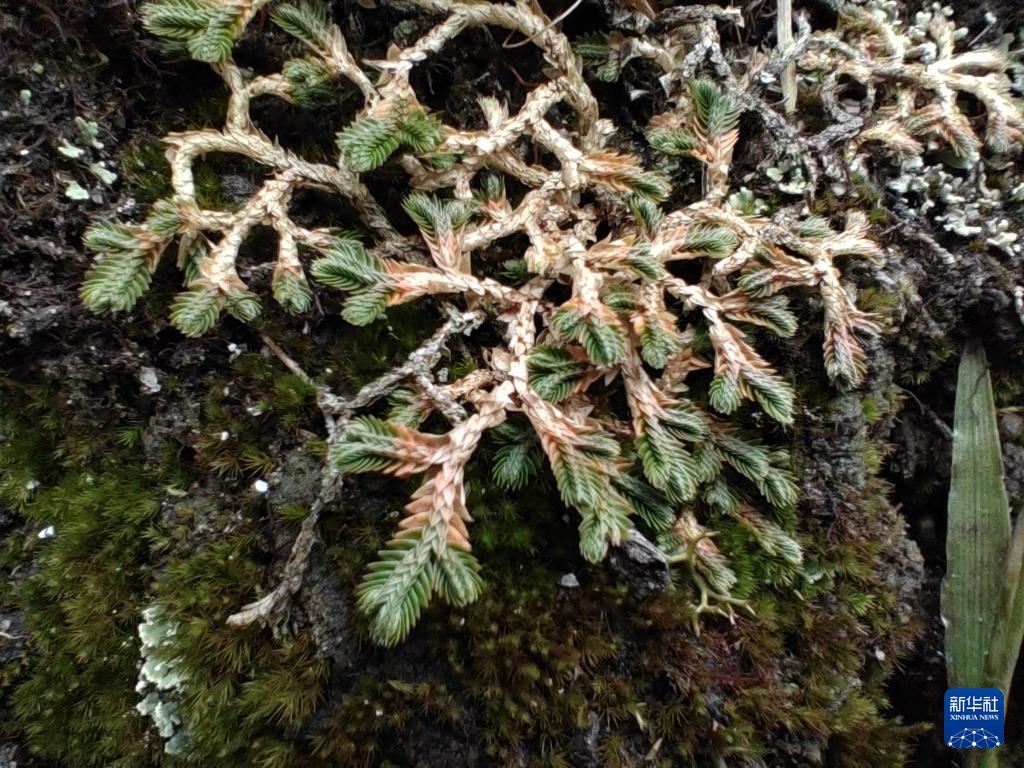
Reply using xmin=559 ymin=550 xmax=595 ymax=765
xmin=81 ymin=222 xmax=161 ymax=313
xmin=689 ymin=79 xmax=741 ymax=140
xmin=170 ymin=284 xmax=223 ymax=336
xmin=309 ymin=234 xmax=388 ymax=292
xmin=636 ymin=423 xmax=699 ymax=503
xmin=628 ymin=196 xmax=664 ymax=239
xmin=337 ymin=108 xmax=444 ymax=173
xmin=283 ymin=58 xmax=336 ymax=108
xmin=142 ymin=0 xmax=247 ymax=63
xmin=527 ymin=346 xmax=588 ymax=403
xmin=647 ymin=125 xmax=699 ymax=156
xmin=273 ymin=270 xmax=314 ymax=314
xmin=396 ymin=110 xmax=445 ymax=155
xmin=402 ymin=193 xmax=478 ymax=238
xmin=337 ymin=114 xmax=400 ymax=173
xmin=491 ymin=421 xmax=542 ymax=491
xmin=271 ymin=0 xmax=330 ymax=50
xmin=639 ymin=319 xmax=682 ymax=369
xmin=81 ymin=252 xmax=152 ymax=313
xmin=550 ymin=307 xmax=627 ymax=366
xmin=681 ymin=226 xmax=738 ymax=257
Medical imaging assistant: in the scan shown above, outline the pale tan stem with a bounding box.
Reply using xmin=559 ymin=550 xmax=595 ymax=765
xmin=777 ymin=0 xmax=796 ymax=113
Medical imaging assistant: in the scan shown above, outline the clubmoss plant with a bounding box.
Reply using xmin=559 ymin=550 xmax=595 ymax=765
xmin=77 ymin=0 xmax=1024 ymax=650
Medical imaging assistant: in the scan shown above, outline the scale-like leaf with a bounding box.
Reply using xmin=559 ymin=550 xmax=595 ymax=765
xmin=284 ymin=58 xmax=336 ymax=108
xmin=342 ymin=285 xmax=391 ymax=326
xmin=527 ymin=345 xmax=588 ymax=403
xmin=170 ymin=286 xmax=222 ymax=336
xmin=273 ymin=271 xmax=314 ymax=314
xmin=337 ymin=115 xmax=400 ymax=172
xmin=81 ymin=252 xmax=151 ymax=313
xmin=271 ymin=0 xmax=330 ymax=49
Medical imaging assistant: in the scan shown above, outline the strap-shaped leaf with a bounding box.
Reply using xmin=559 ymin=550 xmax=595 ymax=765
xmin=943 ymin=340 xmax=1011 ymax=689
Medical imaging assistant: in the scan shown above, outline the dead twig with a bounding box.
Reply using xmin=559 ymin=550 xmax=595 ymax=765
xmin=226 ymin=308 xmax=483 ymax=630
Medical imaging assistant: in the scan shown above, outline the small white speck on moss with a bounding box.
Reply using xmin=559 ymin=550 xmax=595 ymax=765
xmin=559 ymin=573 xmax=580 ymax=588
xmin=253 ymin=479 xmax=269 ymax=493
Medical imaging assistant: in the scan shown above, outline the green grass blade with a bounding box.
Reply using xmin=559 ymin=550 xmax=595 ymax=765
xmin=987 ymin=507 xmax=1024 ymax=705
xmin=942 ymin=339 xmax=1012 ymax=689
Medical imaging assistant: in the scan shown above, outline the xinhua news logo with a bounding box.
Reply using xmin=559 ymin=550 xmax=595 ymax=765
xmin=944 ymin=688 xmax=1004 ymax=749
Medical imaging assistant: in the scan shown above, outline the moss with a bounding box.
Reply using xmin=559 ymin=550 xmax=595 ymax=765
xmin=1 ymin=341 xmax=924 ymax=767
xmin=118 ymin=88 xmax=234 ymax=209
xmin=0 ymin=373 xmax=330 ymax=768
xmin=0 ymin=386 xmax=165 ymax=767
xmin=194 ymin=162 xmax=226 ymax=209
xmin=188 ymin=358 xmax=318 ymax=479
xmin=325 ymin=302 xmax=445 ymax=389
xmin=311 ymin=677 xmax=463 ymax=766
xmin=857 ymin=286 xmax=900 ymax=318
xmin=149 ymin=533 xmax=330 ymax=767
xmin=307 ymin=440 xmax=922 ymax=766
xmin=121 ymin=136 xmax=173 ymax=205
